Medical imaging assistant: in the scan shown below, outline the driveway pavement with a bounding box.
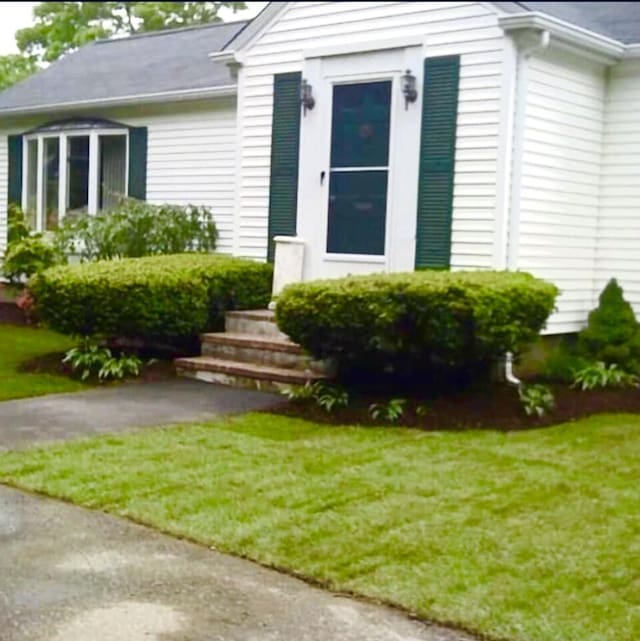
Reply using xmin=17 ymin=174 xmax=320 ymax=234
xmin=0 ymin=485 xmax=472 ymax=641
xmin=0 ymin=379 xmax=280 ymax=449
xmin=0 ymin=381 xmax=474 ymax=641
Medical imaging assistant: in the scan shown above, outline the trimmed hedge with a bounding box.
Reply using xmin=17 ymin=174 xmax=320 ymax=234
xmin=276 ymin=270 xmax=558 ymax=380
xmin=30 ymin=254 xmax=273 ymax=343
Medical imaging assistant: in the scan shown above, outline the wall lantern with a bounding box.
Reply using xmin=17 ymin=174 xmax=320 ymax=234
xmin=401 ymin=69 xmax=418 ymax=109
xmin=300 ymin=78 xmax=315 ymax=116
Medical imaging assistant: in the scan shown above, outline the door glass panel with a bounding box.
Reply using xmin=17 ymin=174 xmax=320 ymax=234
xmin=67 ymin=135 xmax=90 ymax=215
xmin=327 ymin=170 xmax=388 ymax=255
xmin=25 ymin=139 xmax=38 ymax=229
xmin=42 ymin=137 xmax=59 ymax=230
xmin=327 ymin=80 xmax=392 ymax=255
xmin=99 ymin=134 xmax=127 ymax=211
xmin=330 ymin=81 xmax=391 ymax=168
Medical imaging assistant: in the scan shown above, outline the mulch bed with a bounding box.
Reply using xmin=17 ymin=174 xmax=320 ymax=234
xmin=0 ymin=302 xmax=27 ymax=325
xmin=0 ymin=284 xmax=28 ymax=325
xmin=268 ymin=383 xmax=640 ymax=431
xmin=19 ymin=353 xmax=176 ymax=384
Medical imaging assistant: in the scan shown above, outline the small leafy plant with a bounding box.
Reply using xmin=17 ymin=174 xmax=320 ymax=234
xmin=369 ymin=398 xmax=407 ymax=423
xmin=63 ymin=339 xmax=112 ymax=381
xmin=572 ymin=362 xmax=639 ymax=391
xmin=280 ymin=381 xmax=349 ymax=413
xmin=518 ymin=384 xmax=554 ymax=418
xmin=281 ymin=381 xmax=317 ymax=401
xmin=63 ymin=338 xmax=143 ymax=382
xmin=98 ymin=354 xmax=143 ymax=380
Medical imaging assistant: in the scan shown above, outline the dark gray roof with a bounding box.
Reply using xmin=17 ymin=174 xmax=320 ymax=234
xmin=0 ymin=20 xmax=247 ymax=112
xmin=512 ymin=2 xmax=640 ymax=44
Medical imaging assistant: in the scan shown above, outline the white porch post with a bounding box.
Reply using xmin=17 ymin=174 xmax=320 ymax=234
xmin=270 ymin=236 xmax=306 ymax=307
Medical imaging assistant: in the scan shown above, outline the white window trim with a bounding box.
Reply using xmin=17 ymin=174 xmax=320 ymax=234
xmin=22 ymin=126 xmax=129 ymax=232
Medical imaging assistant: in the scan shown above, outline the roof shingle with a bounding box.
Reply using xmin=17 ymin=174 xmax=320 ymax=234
xmin=0 ymin=20 xmax=247 ymax=112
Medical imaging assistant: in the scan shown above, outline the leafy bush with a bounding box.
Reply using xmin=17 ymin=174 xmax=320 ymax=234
xmin=54 ymin=198 xmax=218 ymax=261
xmin=541 ymin=344 xmax=590 ymax=384
xmin=31 ymin=253 xmax=273 ymax=345
xmin=3 ymin=235 xmax=66 ymax=283
xmin=518 ymin=384 xmax=554 ymax=418
xmin=7 ymin=203 xmax=30 ymax=245
xmin=578 ymin=279 xmax=640 ymax=373
xmin=572 ymin=362 xmax=639 ymax=391
xmin=276 ymin=271 xmax=558 ymax=381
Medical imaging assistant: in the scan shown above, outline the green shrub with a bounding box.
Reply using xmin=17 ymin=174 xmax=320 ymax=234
xmin=541 ymin=343 xmax=590 ymax=384
xmin=7 ymin=203 xmax=30 ymax=245
xmin=54 ymin=198 xmax=218 ymax=261
xmin=275 ymin=270 xmax=558 ymax=381
xmin=3 ymin=235 xmax=66 ymax=283
xmin=578 ymin=279 xmax=640 ymax=372
xmin=31 ymin=253 xmax=273 ymax=345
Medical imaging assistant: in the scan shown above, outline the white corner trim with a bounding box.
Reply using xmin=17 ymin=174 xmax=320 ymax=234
xmin=493 ymin=36 xmax=518 ymax=269
xmin=304 ymin=36 xmax=424 ymax=60
xmin=506 ymin=28 xmax=550 ymax=271
xmin=499 ymin=12 xmax=625 ymax=61
xmin=0 ymin=85 xmax=237 ymax=116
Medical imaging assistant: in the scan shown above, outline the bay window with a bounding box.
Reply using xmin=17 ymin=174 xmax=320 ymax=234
xmin=22 ymin=120 xmax=129 ymax=231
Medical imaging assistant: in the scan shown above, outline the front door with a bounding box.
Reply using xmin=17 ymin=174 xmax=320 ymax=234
xmin=327 ymin=80 xmax=391 ymax=257
xmin=297 ymin=46 xmax=423 ymax=281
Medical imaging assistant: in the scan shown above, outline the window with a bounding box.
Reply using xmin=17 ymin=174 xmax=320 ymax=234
xmin=23 ymin=122 xmax=128 ymax=231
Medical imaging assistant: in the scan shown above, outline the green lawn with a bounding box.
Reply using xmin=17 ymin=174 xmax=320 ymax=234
xmin=1 ymin=413 xmax=639 ymax=641
xmin=0 ymin=324 xmax=85 ymax=400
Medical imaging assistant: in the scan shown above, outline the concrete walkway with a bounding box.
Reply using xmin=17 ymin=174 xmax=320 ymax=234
xmin=0 ymin=379 xmax=280 ymax=449
xmin=0 ymin=485 xmax=471 ymax=641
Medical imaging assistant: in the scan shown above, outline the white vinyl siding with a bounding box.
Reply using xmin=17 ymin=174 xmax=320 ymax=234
xmin=516 ymin=49 xmax=606 ymax=334
xmin=119 ymin=99 xmax=237 ymax=254
xmin=0 ymin=98 xmax=237 ymax=256
xmin=598 ymin=60 xmax=640 ymax=318
xmin=235 ymin=1 xmax=506 ymax=268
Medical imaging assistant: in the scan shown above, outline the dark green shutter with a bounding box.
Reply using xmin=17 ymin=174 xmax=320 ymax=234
xmin=128 ymin=126 xmax=147 ymax=200
xmin=267 ymin=72 xmax=301 ymax=262
xmin=415 ymin=56 xmax=460 ymax=269
xmin=7 ymin=134 xmax=23 ymax=206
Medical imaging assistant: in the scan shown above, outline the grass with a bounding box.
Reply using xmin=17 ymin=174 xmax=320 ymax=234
xmin=1 ymin=413 xmax=639 ymax=641
xmin=0 ymin=324 xmax=85 ymax=400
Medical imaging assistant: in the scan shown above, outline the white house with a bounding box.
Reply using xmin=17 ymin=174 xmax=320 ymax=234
xmin=1 ymin=1 xmax=640 ymax=335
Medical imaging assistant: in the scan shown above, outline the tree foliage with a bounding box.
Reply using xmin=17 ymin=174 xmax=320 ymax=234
xmin=0 ymin=54 xmax=37 ymax=91
xmin=16 ymin=1 xmax=246 ymax=64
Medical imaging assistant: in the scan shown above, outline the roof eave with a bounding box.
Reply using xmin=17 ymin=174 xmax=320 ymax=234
xmin=499 ymin=12 xmax=627 ymax=62
xmin=0 ymin=84 xmax=237 ymax=117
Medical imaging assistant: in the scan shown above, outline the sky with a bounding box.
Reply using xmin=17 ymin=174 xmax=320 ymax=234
xmin=0 ymin=1 xmax=267 ymax=55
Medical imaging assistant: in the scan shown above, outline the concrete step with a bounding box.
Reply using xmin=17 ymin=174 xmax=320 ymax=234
xmin=225 ymin=310 xmax=287 ymax=339
xmin=201 ymin=332 xmax=317 ymax=370
xmin=175 ymin=356 xmax=325 ymax=393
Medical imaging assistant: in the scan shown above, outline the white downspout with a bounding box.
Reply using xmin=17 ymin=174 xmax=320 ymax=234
xmin=503 ymin=29 xmax=550 ymax=385
xmin=505 ymin=28 xmax=550 ymax=270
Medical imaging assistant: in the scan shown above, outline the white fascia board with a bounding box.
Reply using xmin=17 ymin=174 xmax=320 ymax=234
xmin=499 ymin=12 xmax=625 ymax=61
xmin=0 ymin=85 xmax=237 ymax=116
xmin=219 ymin=2 xmax=289 ymax=53
xmin=623 ymin=44 xmax=640 ymax=59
